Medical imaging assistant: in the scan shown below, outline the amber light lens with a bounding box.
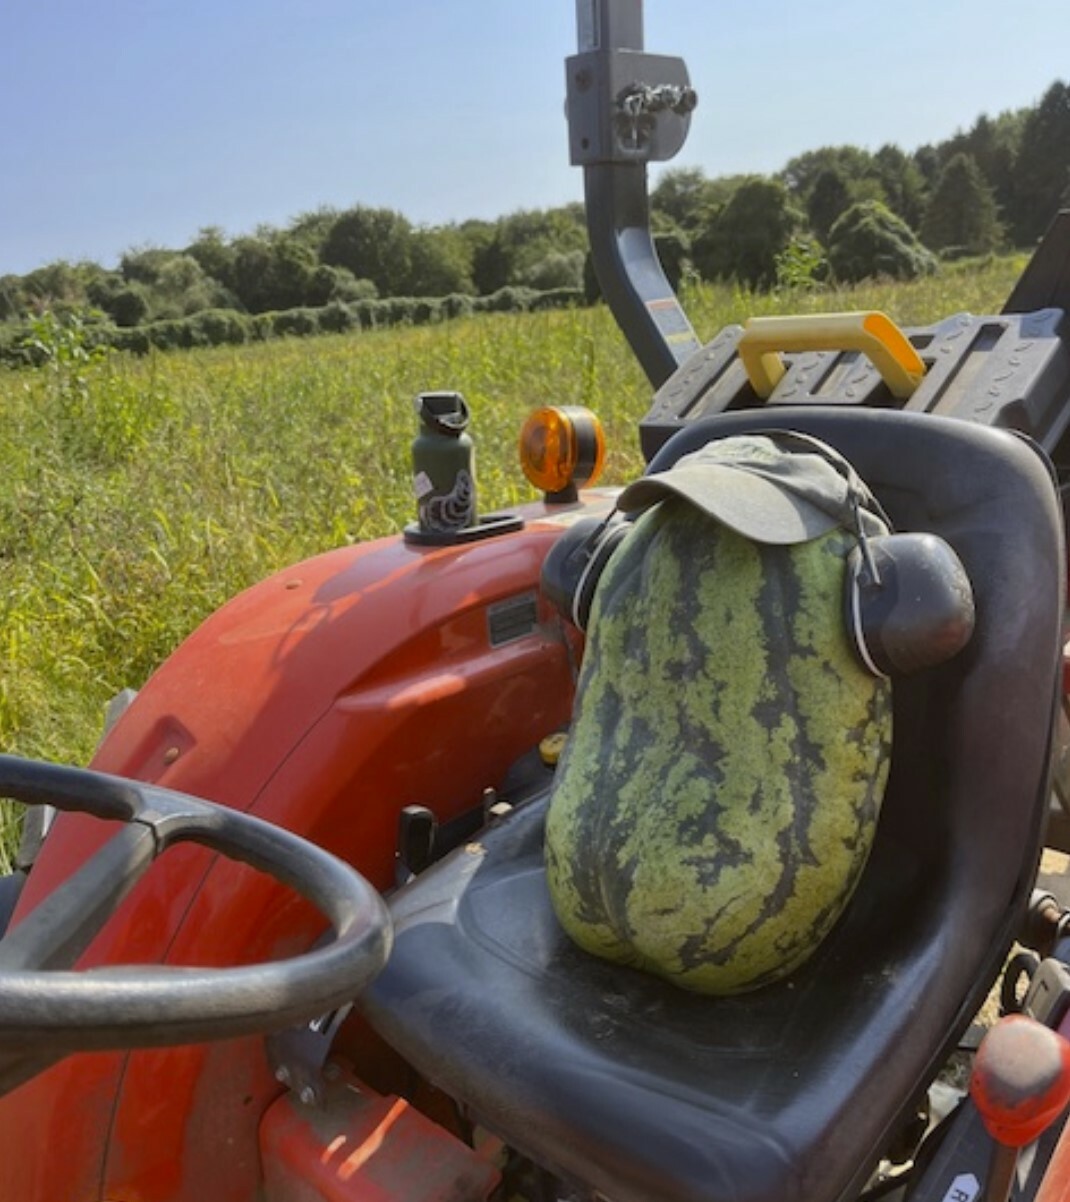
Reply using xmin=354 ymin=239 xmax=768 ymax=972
xmin=519 ymin=406 xmax=606 ymax=495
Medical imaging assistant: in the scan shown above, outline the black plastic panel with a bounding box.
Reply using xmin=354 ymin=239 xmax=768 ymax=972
xmin=640 ymin=310 xmax=1070 ymax=462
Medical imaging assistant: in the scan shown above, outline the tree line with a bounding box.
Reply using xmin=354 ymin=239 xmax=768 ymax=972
xmin=653 ymin=79 xmax=1069 ymax=290
xmin=1 ymin=79 xmax=1067 ymax=356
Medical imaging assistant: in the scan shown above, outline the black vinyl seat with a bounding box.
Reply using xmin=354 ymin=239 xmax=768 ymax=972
xmin=362 ymin=409 xmax=1065 ymax=1202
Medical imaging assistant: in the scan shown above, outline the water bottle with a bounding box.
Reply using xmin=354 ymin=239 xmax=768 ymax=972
xmin=411 ymin=392 xmax=476 ymax=534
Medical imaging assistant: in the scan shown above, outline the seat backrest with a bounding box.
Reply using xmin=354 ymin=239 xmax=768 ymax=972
xmin=649 ymin=408 xmax=1064 ymax=998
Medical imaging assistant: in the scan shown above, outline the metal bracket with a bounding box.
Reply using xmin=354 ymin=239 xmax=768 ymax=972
xmin=265 ymin=1005 xmax=352 ymax=1109
xmin=566 ymin=49 xmax=695 ymax=166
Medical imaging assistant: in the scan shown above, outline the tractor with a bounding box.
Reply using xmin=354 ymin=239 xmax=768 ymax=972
xmin=3 ymin=3 xmax=1070 ymax=1201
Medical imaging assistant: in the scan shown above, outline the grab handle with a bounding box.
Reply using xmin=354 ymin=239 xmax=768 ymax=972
xmin=738 ymin=312 xmax=926 ymax=399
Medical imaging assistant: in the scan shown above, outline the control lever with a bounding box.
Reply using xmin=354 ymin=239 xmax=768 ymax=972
xmin=396 ymin=805 xmax=437 ymax=885
xmin=970 ymin=1015 xmax=1070 ymax=1202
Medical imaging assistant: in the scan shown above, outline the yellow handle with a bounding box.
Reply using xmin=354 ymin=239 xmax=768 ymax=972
xmin=738 ymin=312 xmax=926 ymax=400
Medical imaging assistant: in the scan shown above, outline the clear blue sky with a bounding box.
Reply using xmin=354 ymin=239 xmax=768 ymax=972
xmin=1 ymin=1 xmax=1067 ymax=276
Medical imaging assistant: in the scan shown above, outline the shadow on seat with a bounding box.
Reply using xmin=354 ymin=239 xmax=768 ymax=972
xmin=361 ymin=409 xmax=1065 ymax=1202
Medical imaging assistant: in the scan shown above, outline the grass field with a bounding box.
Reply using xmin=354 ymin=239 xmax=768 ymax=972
xmin=0 ymin=254 xmax=1029 ymax=866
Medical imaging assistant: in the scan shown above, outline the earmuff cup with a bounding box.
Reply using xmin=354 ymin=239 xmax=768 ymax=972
xmin=541 ymin=515 xmax=630 ymax=631
xmin=846 ymin=532 xmax=975 ymax=677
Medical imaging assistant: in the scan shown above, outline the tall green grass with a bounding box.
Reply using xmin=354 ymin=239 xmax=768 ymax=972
xmin=0 ymin=255 xmax=1030 ymax=868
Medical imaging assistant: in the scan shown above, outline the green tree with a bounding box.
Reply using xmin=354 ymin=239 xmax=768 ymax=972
xmin=405 ymin=226 xmax=474 ymax=296
xmin=467 ymin=207 xmax=587 ymax=294
xmin=650 ymin=167 xmax=744 ymax=232
xmin=915 ymin=109 xmax=1025 ymax=241
xmin=920 ymin=153 xmax=1002 ymax=255
xmin=913 ymin=144 xmax=941 ymax=191
xmin=872 ymin=144 xmax=928 ymax=229
xmin=693 ymin=177 xmax=800 ymax=289
xmin=0 ymin=275 xmax=23 ymax=321
xmin=457 ymin=220 xmax=501 ymax=294
xmin=185 ymin=227 xmax=235 ymax=290
xmin=1012 ymin=81 xmax=1070 ymax=244
xmin=782 ymin=145 xmax=876 ymax=201
xmin=652 ymin=167 xmax=713 ymax=229
xmin=152 ymin=254 xmax=234 ymax=317
xmin=807 ymin=168 xmax=852 ymax=244
xmin=320 ymin=206 xmax=415 ymax=297
xmin=19 ymin=260 xmax=105 ymax=312
xmin=221 ymin=238 xmax=273 ymax=312
xmin=287 ymin=207 xmax=339 ymax=257
xmin=652 ymin=170 xmax=753 ymax=244
xmin=957 ymin=112 xmax=1024 ymax=230
xmin=828 ymin=201 xmax=936 ymax=282
xmin=87 ymin=273 xmax=151 ymax=327
xmin=120 ymin=247 xmax=180 ymax=286
xmin=228 ymin=236 xmax=317 ymax=313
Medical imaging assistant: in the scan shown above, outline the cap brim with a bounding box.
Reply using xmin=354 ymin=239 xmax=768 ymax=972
xmin=617 ymin=463 xmax=843 ymax=545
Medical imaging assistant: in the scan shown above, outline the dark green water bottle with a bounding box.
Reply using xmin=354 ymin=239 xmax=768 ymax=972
xmin=412 ymin=391 xmax=476 ymax=534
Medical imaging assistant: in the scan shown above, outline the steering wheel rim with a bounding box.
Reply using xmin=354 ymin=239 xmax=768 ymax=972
xmin=0 ymin=755 xmax=392 ymax=1055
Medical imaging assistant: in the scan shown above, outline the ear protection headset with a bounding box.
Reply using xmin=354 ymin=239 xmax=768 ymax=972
xmin=541 ymin=510 xmax=631 ymax=632
xmin=540 ymin=429 xmax=976 ymax=677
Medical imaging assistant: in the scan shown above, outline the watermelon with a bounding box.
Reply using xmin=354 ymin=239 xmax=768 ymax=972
xmin=544 ymin=498 xmax=893 ymax=995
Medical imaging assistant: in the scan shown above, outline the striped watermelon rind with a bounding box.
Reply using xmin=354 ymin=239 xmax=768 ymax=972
xmin=544 ymin=499 xmax=893 ymax=995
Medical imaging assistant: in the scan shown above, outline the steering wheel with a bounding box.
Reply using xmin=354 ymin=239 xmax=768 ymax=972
xmin=0 ymin=755 xmax=391 ymax=1093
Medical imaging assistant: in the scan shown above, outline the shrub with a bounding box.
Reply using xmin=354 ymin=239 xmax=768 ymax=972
xmin=521 ymin=250 xmax=585 ymax=291
xmin=87 ymin=275 xmax=151 ymax=328
xmin=111 ymin=327 xmax=151 ymax=356
xmin=478 ymin=286 xmax=539 ymax=314
xmin=307 ymin=264 xmax=379 ymax=307
xmin=529 ymin=288 xmax=583 ymax=312
xmin=828 ymin=201 xmax=937 ymax=283
xmin=107 ymin=286 xmax=151 ymax=328
xmin=411 ymin=299 xmax=442 ymax=325
xmin=442 ymin=293 xmax=474 ymax=319
xmin=191 ymin=309 xmax=251 ymax=346
xmin=251 ymin=313 xmax=276 ymax=341
xmin=272 ymin=308 xmax=320 ymax=338
xmin=317 ymin=300 xmax=356 ymax=334
xmin=774 ymin=236 xmax=828 ymax=292
xmin=348 ymin=300 xmax=381 ymax=330
xmin=0 ymin=322 xmax=35 ymax=367
xmin=147 ymin=319 xmax=192 ymax=352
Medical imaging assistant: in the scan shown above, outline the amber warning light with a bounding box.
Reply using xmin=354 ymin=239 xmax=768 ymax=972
xmin=519 ymin=406 xmax=606 ymax=503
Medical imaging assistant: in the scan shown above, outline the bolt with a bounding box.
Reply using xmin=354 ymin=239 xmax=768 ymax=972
xmin=299 ymin=1086 xmax=317 ymax=1106
xmin=274 ymin=1065 xmax=290 ymax=1085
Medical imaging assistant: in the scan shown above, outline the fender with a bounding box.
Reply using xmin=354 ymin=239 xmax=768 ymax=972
xmin=0 ymin=497 xmax=604 ymax=1202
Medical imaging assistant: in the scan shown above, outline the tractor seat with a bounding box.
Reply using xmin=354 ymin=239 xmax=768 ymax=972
xmin=361 ymin=409 xmax=1064 ymax=1202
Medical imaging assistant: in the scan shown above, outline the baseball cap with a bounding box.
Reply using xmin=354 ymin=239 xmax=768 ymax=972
xmin=616 ymin=431 xmax=886 ymax=545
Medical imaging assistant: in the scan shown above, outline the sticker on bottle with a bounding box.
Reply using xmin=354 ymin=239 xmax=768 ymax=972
xmin=940 ymin=1174 xmax=979 ymax=1202
xmin=413 ymin=471 xmax=434 ymax=500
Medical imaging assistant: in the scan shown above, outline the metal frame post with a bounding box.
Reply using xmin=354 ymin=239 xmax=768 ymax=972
xmin=569 ymin=0 xmax=701 ymax=393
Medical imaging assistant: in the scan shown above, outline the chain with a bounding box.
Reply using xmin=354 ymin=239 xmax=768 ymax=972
xmin=615 ymin=83 xmax=697 ymax=152
xmin=618 ymin=82 xmax=697 ymax=119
